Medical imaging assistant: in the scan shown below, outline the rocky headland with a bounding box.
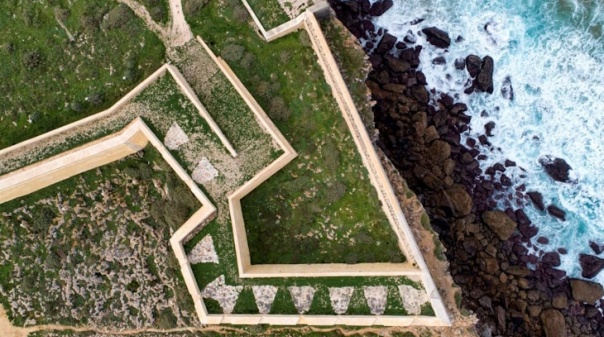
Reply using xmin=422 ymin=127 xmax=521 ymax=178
xmin=329 ymin=1 xmax=604 ymax=336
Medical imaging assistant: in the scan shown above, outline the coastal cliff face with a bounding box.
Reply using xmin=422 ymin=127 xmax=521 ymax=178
xmin=328 ymin=1 xmax=604 ymax=336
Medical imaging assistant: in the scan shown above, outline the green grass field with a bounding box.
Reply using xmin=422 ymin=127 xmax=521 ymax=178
xmin=0 ymin=0 xmax=165 ymax=150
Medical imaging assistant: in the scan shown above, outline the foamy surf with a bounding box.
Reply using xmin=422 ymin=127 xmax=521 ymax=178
xmin=366 ymin=0 xmax=604 ymax=285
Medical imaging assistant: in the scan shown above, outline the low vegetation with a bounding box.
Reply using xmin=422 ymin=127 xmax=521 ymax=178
xmin=186 ymin=1 xmax=404 ymax=265
xmin=245 ymin=0 xmax=290 ymax=29
xmin=0 ymin=0 xmax=165 ymax=150
xmin=0 ymin=147 xmax=198 ymax=328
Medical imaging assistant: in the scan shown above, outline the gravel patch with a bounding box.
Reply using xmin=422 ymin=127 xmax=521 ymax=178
xmin=328 ymin=287 xmax=354 ymax=315
xmin=288 ymin=286 xmax=315 ymax=314
xmin=201 ymin=275 xmax=242 ymax=314
xmin=164 ymin=122 xmax=190 ymax=150
xmin=252 ymin=285 xmax=278 ymax=314
xmin=398 ymin=285 xmax=429 ymax=315
xmin=187 ymin=235 xmax=219 ymax=264
xmin=363 ymin=286 xmax=387 ymax=315
xmin=192 ymin=157 xmax=218 ymax=184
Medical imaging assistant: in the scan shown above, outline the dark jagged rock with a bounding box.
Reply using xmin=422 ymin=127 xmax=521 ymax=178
xmin=501 ymin=75 xmax=514 ymax=100
xmin=384 ymin=55 xmax=411 ymax=72
xmin=465 ymin=54 xmax=482 ymax=77
xmin=547 ymin=205 xmax=566 ymax=221
xmin=476 ymin=56 xmax=494 ymax=94
xmin=542 ymin=252 xmax=561 ymax=267
xmin=540 ymin=309 xmax=567 ymax=337
xmin=570 ymin=279 xmax=604 ymax=303
xmin=375 ymin=33 xmax=397 ymax=54
xmin=445 ymin=184 xmax=473 ymax=216
xmin=482 ymin=210 xmax=517 ymax=240
xmin=421 ymin=26 xmax=451 ymax=49
xmin=579 ymin=254 xmax=604 ymax=279
xmin=590 ymin=241 xmax=604 ymax=255
xmin=432 ymin=56 xmax=446 ymax=65
xmin=368 ymin=0 xmax=393 ymax=16
xmin=410 ymin=84 xmax=429 ymax=103
xmin=539 ymin=156 xmax=572 ymax=183
xmin=454 ymin=57 xmax=466 ymax=70
xmin=527 ymin=191 xmax=545 ymax=211
xmin=484 ymin=121 xmax=496 ymax=136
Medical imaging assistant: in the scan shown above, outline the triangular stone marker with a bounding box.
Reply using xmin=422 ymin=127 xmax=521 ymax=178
xmin=288 ymin=286 xmax=315 ymax=314
xmin=187 ymin=234 xmax=219 ymax=264
xmin=398 ymin=284 xmax=429 ymax=315
xmin=164 ymin=122 xmax=190 ymax=150
xmin=364 ymin=286 xmax=387 ymax=315
xmin=201 ymin=275 xmax=242 ymax=314
xmin=192 ymin=157 xmax=218 ymax=184
xmin=252 ymin=285 xmax=278 ymax=314
xmin=329 ymin=287 xmax=354 ymax=314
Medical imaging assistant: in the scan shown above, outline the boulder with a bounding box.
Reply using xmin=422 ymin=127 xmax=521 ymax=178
xmin=421 ymin=27 xmax=451 ymax=49
xmin=539 ymin=156 xmax=572 ymax=183
xmin=527 ymin=191 xmax=545 ymax=211
xmin=547 ymin=205 xmax=566 ymax=221
xmin=410 ymin=84 xmax=429 ymax=103
xmin=384 ymin=55 xmax=411 ymax=72
xmin=579 ymin=254 xmax=604 ymax=279
xmin=369 ymin=0 xmax=393 ymax=16
xmin=445 ymin=184 xmax=473 ymax=216
xmin=542 ymin=252 xmax=561 ymax=267
xmin=465 ymin=54 xmax=482 ymax=77
xmin=454 ymin=57 xmax=466 ymax=70
xmin=551 ymin=292 xmax=568 ymax=309
xmin=590 ymin=241 xmax=604 ymax=255
xmin=375 ymin=33 xmax=397 ymax=54
xmin=482 ymin=210 xmax=517 ymax=240
xmin=427 ymin=140 xmax=451 ymax=162
xmin=476 ymin=56 xmax=494 ymax=94
xmin=540 ymin=309 xmax=566 ymax=337
xmin=570 ymin=278 xmax=604 ymax=303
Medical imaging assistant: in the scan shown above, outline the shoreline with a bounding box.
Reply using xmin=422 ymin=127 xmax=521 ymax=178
xmin=328 ymin=1 xmax=604 ymax=336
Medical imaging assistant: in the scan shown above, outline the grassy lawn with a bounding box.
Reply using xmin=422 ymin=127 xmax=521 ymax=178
xmin=186 ymin=1 xmax=405 ymax=265
xmin=0 ymin=0 xmax=165 ymax=150
xmin=0 ymin=146 xmax=199 ymax=328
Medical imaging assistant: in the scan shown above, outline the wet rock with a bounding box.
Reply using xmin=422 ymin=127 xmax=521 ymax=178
xmin=368 ymin=0 xmax=393 ymax=16
xmin=527 ymin=191 xmax=545 ymax=211
xmin=384 ymin=55 xmax=411 ymax=72
xmin=570 ymin=279 xmax=604 ymax=304
xmin=539 ymin=156 xmax=572 ymax=183
xmin=432 ymin=56 xmax=446 ymax=65
xmin=542 ymin=252 xmax=561 ymax=267
xmin=501 ymin=76 xmax=514 ymax=100
xmin=410 ymin=84 xmax=429 ymax=103
xmin=454 ymin=57 xmax=466 ymax=70
xmin=421 ymin=26 xmax=451 ymax=49
xmin=476 ymin=56 xmax=494 ymax=94
xmin=590 ymin=241 xmax=604 ymax=255
xmin=579 ymin=254 xmax=604 ymax=279
xmin=375 ymin=33 xmax=397 ymax=54
xmin=541 ymin=309 xmax=567 ymax=337
xmin=552 ymin=292 xmax=568 ymax=309
xmin=465 ymin=54 xmax=482 ymax=77
xmin=482 ymin=210 xmax=517 ymax=240
xmin=547 ymin=205 xmax=566 ymax=221
xmin=484 ymin=121 xmax=496 ymax=136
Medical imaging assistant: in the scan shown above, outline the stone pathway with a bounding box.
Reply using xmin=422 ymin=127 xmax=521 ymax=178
xmin=252 ymin=285 xmax=278 ymax=314
xmin=201 ymin=275 xmax=242 ymax=314
xmin=164 ymin=122 xmax=190 ymax=150
xmin=364 ymin=286 xmax=388 ymax=315
xmin=288 ymin=286 xmax=315 ymax=314
xmin=187 ymin=235 xmax=219 ymax=264
xmin=399 ymin=285 xmax=429 ymax=315
xmin=328 ymin=287 xmax=354 ymax=314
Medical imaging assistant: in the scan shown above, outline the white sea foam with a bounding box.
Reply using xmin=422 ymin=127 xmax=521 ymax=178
xmin=369 ymin=0 xmax=604 ymax=285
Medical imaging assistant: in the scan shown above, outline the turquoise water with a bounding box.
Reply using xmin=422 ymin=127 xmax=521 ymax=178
xmin=368 ymin=0 xmax=604 ymax=284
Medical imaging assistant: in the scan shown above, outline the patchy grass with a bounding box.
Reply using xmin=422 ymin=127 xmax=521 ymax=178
xmin=186 ymin=1 xmax=404 ymax=265
xmin=245 ymin=0 xmax=290 ymax=30
xmin=0 ymin=0 xmax=165 ymax=150
xmin=0 ymin=146 xmax=198 ymax=328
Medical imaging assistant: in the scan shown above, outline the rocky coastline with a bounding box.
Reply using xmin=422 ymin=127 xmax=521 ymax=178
xmin=329 ymin=1 xmax=604 ymax=336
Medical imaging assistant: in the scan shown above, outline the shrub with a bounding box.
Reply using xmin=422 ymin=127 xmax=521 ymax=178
xmin=22 ymin=49 xmax=43 ymax=70
xmin=239 ymin=52 xmax=255 ymax=69
xmin=101 ymin=4 xmax=134 ymax=30
xmin=279 ymin=50 xmax=291 ymax=64
xmin=156 ymin=308 xmax=177 ymax=329
xmin=322 ymin=138 xmax=340 ymax=174
xmin=256 ymin=81 xmax=272 ymax=99
xmin=86 ymin=91 xmax=104 ymax=106
xmin=53 ymin=7 xmax=69 ymax=21
xmin=325 ymin=181 xmax=346 ymax=204
xmin=183 ymin=0 xmax=209 ymax=17
xmin=148 ymin=6 xmax=166 ymax=22
xmin=233 ymin=5 xmax=249 ymax=23
xmin=268 ymin=96 xmax=291 ymax=121
xmin=70 ymin=102 xmax=83 ymax=113
xmin=220 ymin=44 xmax=245 ymax=63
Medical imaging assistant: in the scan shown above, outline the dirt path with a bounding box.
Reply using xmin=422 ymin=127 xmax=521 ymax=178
xmin=117 ymin=0 xmax=192 ymax=48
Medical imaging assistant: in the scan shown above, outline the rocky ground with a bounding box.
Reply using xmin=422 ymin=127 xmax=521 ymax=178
xmin=329 ymin=1 xmax=604 ymax=336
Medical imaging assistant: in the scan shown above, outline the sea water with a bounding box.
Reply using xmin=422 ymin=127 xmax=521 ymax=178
xmin=365 ymin=0 xmax=604 ymax=285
